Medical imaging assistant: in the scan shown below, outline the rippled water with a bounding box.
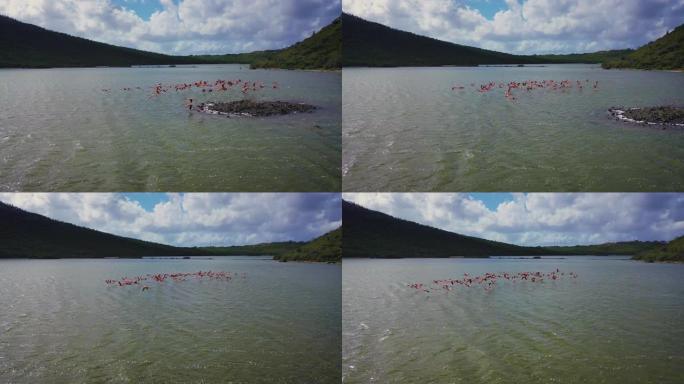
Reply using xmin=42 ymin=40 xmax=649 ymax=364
xmin=343 ymin=65 xmax=684 ymax=191
xmin=0 ymin=257 xmax=341 ymax=383
xmin=343 ymin=257 xmax=684 ymax=383
xmin=0 ymin=65 xmax=341 ymax=192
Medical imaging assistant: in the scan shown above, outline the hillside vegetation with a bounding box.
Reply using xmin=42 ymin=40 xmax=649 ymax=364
xmin=252 ymin=17 xmax=341 ymax=70
xmin=274 ymin=227 xmax=341 ymax=262
xmin=633 ymin=236 xmax=684 ymax=262
xmin=603 ymin=24 xmax=684 ymax=70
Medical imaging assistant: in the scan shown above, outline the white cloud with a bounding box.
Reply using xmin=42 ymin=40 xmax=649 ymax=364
xmin=343 ymin=0 xmax=684 ymax=54
xmin=0 ymin=193 xmax=341 ymax=246
xmin=342 ymin=193 xmax=684 ymax=246
xmin=0 ymin=0 xmax=341 ymax=55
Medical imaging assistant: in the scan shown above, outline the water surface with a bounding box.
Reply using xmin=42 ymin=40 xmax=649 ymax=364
xmin=343 ymin=257 xmax=684 ymax=383
xmin=0 ymin=257 xmax=341 ymax=383
xmin=0 ymin=65 xmax=341 ymax=191
xmin=343 ymin=65 xmax=684 ymax=191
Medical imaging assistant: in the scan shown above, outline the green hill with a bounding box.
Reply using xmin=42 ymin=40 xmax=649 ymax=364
xmin=342 ymin=13 xmax=546 ymax=67
xmin=342 ymin=200 xmax=549 ymax=258
xmin=274 ymin=227 xmax=341 ymax=262
xmin=603 ymin=24 xmax=684 ymax=70
xmin=0 ymin=201 xmax=327 ymax=260
xmin=252 ymin=17 xmax=341 ymax=70
xmin=633 ymin=235 xmax=684 ymax=262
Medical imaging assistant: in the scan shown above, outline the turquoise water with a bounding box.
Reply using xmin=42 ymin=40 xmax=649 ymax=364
xmin=0 ymin=65 xmax=341 ymax=192
xmin=343 ymin=65 xmax=684 ymax=191
xmin=0 ymin=257 xmax=341 ymax=383
xmin=343 ymin=257 xmax=684 ymax=383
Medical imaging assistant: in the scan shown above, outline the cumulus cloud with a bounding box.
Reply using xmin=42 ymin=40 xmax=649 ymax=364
xmin=342 ymin=193 xmax=684 ymax=246
xmin=0 ymin=193 xmax=341 ymax=246
xmin=343 ymin=0 xmax=684 ymax=54
xmin=0 ymin=0 xmax=341 ymax=54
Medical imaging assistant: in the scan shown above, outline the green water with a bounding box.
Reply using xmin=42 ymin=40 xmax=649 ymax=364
xmin=342 ymin=65 xmax=684 ymax=191
xmin=0 ymin=257 xmax=341 ymax=383
xmin=343 ymin=257 xmax=684 ymax=383
xmin=0 ymin=65 xmax=341 ymax=192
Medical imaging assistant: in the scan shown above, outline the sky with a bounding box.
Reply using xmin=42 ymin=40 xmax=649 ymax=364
xmin=343 ymin=193 xmax=684 ymax=246
xmin=343 ymin=0 xmax=684 ymax=54
xmin=0 ymin=0 xmax=341 ymax=55
xmin=0 ymin=193 xmax=342 ymax=247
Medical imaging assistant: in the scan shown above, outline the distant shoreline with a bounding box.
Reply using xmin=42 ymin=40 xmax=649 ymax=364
xmin=340 ymin=64 xmax=684 ymax=71
xmin=0 ymin=64 xmax=336 ymax=71
xmin=0 ymin=255 xmax=269 ymax=260
xmin=342 ymin=255 xmax=633 ymax=259
xmin=0 ymin=256 xmax=341 ymax=263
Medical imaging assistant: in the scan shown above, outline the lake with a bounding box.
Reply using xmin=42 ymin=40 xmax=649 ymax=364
xmin=343 ymin=257 xmax=684 ymax=383
xmin=342 ymin=65 xmax=684 ymax=191
xmin=0 ymin=65 xmax=341 ymax=192
xmin=0 ymin=257 xmax=341 ymax=383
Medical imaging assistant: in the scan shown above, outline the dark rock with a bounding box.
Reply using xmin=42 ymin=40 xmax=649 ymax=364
xmin=608 ymin=106 xmax=684 ymax=127
xmin=622 ymin=106 xmax=684 ymax=124
xmin=203 ymin=100 xmax=317 ymax=117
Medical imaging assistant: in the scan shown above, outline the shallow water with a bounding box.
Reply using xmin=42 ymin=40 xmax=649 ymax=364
xmin=343 ymin=257 xmax=684 ymax=383
xmin=0 ymin=257 xmax=341 ymax=383
xmin=342 ymin=65 xmax=684 ymax=191
xmin=0 ymin=65 xmax=341 ymax=192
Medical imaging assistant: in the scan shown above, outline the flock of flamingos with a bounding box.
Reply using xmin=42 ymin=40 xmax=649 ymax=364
xmin=452 ymin=79 xmax=599 ymax=100
xmin=101 ymin=77 xmax=600 ymax=104
xmin=105 ymin=270 xmax=246 ymax=291
xmin=408 ymin=269 xmax=578 ymax=294
xmin=101 ymin=78 xmax=280 ymax=98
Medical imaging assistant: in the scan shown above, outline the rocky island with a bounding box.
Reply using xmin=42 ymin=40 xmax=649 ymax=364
xmin=199 ymin=100 xmax=317 ymax=117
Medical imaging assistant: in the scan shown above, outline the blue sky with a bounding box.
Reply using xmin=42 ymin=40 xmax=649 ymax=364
xmin=469 ymin=193 xmax=512 ymax=210
xmin=2 ymin=193 xmax=682 ymax=247
xmin=111 ymin=0 xmax=164 ymax=20
xmin=123 ymin=193 xmax=169 ymax=211
xmin=463 ymin=0 xmax=508 ymax=19
xmin=0 ymin=193 xmax=342 ymax=247
xmin=343 ymin=0 xmax=684 ymax=54
xmin=0 ymin=0 xmax=342 ymax=55
xmin=343 ymin=193 xmax=684 ymax=246
xmin=2 ymin=1 xmax=680 ymax=55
